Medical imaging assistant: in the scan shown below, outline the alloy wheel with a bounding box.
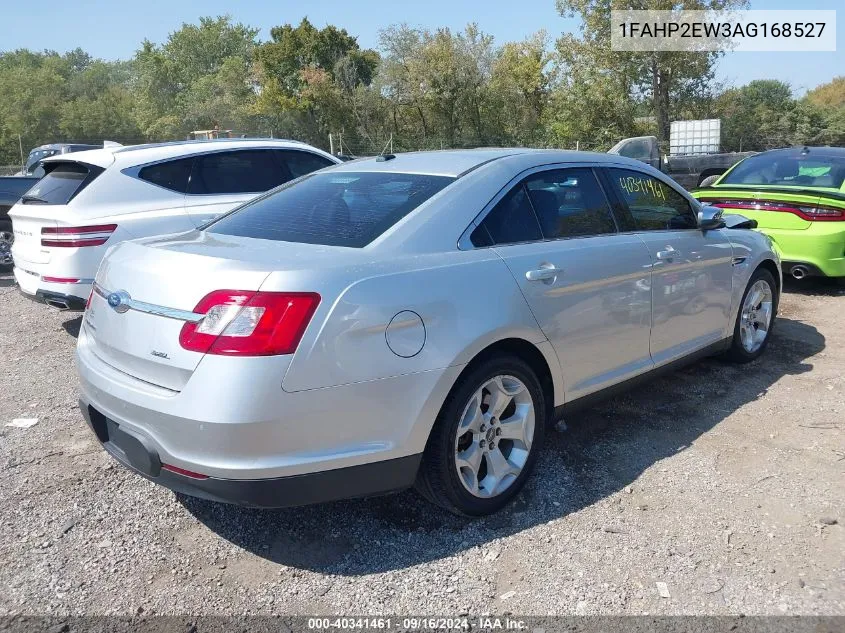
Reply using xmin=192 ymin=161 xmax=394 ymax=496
xmin=739 ymin=279 xmax=773 ymax=353
xmin=454 ymin=375 xmax=535 ymax=498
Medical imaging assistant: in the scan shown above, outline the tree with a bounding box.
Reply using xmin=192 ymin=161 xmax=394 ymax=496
xmin=134 ymin=16 xmax=259 ymax=138
xmin=490 ymin=32 xmax=551 ymax=145
xmin=555 ymin=0 xmax=748 ymax=147
xmin=716 ymin=80 xmax=794 ymax=150
xmin=806 ymin=76 xmax=845 ymax=109
xmin=804 ymin=77 xmax=845 ymax=146
xmin=378 ymin=23 xmax=498 ymax=148
xmin=0 ymin=50 xmax=75 ymax=163
xmin=545 ymin=26 xmax=638 ymax=150
xmin=254 ymin=18 xmax=380 ymax=146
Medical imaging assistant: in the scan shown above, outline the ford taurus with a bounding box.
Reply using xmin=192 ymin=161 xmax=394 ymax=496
xmin=75 ymin=149 xmax=780 ymax=516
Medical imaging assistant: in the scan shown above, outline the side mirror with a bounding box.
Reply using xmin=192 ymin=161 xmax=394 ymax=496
xmin=698 ymin=205 xmax=725 ymax=231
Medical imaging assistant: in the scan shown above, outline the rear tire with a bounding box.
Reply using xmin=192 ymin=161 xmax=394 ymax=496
xmin=415 ymin=354 xmax=545 ymax=516
xmin=0 ymin=218 xmax=13 ymax=269
xmin=698 ymin=174 xmax=720 ymax=188
xmin=725 ymin=268 xmax=778 ymax=363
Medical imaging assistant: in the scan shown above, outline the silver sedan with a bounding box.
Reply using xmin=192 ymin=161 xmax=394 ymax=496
xmin=75 ymin=149 xmax=780 ymax=516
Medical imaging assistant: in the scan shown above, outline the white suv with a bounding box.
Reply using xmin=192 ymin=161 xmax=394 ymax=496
xmin=10 ymin=139 xmax=339 ymax=310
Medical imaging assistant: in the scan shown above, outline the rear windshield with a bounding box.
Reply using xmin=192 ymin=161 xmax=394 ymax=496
xmin=21 ymin=162 xmax=95 ymax=205
xmin=207 ymin=171 xmax=454 ymax=247
xmin=722 ymin=152 xmax=845 ymax=189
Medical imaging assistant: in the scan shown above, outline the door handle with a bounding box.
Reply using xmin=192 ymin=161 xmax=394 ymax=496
xmin=525 ymin=265 xmax=564 ymax=282
xmin=656 ymin=247 xmax=681 ymax=261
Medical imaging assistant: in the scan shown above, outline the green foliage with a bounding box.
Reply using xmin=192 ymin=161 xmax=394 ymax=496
xmin=0 ymin=13 xmax=842 ymax=165
xmin=0 ymin=49 xmax=142 ymax=165
xmin=714 ymin=80 xmax=838 ymax=151
xmin=250 ymin=17 xmax=380 ymax=146
xmin=554 ymin=0 xmax=748 ymax=148
xmin=134 ymin=16 xmax=259 ymax=137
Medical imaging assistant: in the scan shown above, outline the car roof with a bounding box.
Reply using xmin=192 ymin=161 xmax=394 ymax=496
xmin=749 ymin=146 xmax=845 ymax=159
xmin=40 ymin=138 xmax=336 ymax=169
xmin=329 ymin=148 xmax=645 ymax=177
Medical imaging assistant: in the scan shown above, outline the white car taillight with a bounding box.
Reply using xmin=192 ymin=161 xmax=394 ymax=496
xmin=194 ymin=303 xmax=263 ymax=337
xmin=41 ymin=224 xmax=117 ymax=247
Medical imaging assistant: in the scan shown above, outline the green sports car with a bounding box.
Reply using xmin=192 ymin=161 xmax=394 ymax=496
xmin=692 ymin=146 xmax=845 ymax=281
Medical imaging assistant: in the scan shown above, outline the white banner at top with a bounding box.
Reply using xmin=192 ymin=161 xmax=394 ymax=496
xmin=610 ymin=10 xmax=837 ymax=52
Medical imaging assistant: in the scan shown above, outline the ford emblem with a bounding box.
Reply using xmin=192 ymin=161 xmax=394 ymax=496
xmin=107 ymin=290 xmax=131 ymax=314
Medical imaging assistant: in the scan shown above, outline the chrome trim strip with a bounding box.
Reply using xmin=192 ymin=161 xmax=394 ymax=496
xmin=92 ymin=282 xmax=204 ymax=323
xmin=43 ymin=276 xmax=95 ymax=284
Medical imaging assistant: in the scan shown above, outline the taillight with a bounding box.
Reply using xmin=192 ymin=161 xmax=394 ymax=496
xmin=708 ymin=201 xmax=844 ymax=222
xmin=41 ymin=224 xmax=118 ymax=247
xmin=179 ymin=290 xmax=320 ymax=356
xmin=85 ymin=288 xmax=94 ymax=310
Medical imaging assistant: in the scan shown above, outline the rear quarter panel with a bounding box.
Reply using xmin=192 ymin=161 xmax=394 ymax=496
xmin=272 ymin=250 xmax=553 ymax=394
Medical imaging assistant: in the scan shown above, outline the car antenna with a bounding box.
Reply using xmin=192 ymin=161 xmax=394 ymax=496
xmin=376 ymin=137 xmax=396 ymax=162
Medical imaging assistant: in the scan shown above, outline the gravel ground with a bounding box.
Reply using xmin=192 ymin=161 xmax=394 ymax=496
xmin=0 ymin=269 xmax=843 ymax=617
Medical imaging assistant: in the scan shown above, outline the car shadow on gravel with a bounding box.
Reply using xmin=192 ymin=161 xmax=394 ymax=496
xmin=62 ymin=315 xmax=83 ymax=338
xmin=782 ymin=277 xmax=845 ymax=297
xmin=180 ymin=316 xmax=824 ymax=575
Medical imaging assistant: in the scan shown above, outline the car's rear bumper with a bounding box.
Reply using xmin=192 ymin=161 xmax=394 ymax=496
xmin=13 ymin=264 xmax=92 ymax=309
xmin=759 ymin=226 xmax=845 ymax=278
xmin=18 ymin=286 xmax=88 ymax=310
xmin=79 ymin=401 xmax=421 ymax=508
xmin=76 ymin=317 xmax=460 ymax=477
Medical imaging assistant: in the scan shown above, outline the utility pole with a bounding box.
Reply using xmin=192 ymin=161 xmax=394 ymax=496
xmin=329 ymin=133 xmax=334 ymax=155
xmin=18 ymin=135 xmax=24 ymax=171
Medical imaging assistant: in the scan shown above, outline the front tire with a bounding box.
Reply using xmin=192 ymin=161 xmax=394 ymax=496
xmin=725 ymin=268 xmax=778 ymax=363
xmin=415 ymin=354 xmax=546 ymax=516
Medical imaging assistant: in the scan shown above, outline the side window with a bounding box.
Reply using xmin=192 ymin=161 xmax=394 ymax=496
xmin=188 ymin=150 xmax=286 ymax=195
xmin=138 ymin=157 xmax=194 ymax=193
xmin=607 ymin=168 xmax=698 ymax=230
xmin=474 ymin=184 xmax=542 ymax=246
xmin=524 ymin=168 xmax=616 ymax=239
xmin=278 ymin=150 xmax=334 ymax=179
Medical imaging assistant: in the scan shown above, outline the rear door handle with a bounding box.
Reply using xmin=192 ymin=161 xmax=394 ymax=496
xmin=525 ymin=265 xmax=564 ymax=282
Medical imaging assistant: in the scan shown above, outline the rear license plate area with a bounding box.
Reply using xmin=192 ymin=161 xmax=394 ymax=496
xmin=86 ymin=406 xmax=161 ymax=477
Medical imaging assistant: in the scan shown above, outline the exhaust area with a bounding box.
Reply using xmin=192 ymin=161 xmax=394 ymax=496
xmin=790 ymin=265 xmax=810 ymax=280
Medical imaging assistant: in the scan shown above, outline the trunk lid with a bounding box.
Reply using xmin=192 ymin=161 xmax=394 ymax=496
xmin=83 ymin=232 xmax=363 ymax=392
xmin=84 ymin=236 xmax=273 ymax=391
xmin=10 ymin=159 xmax=109 ymax=265
xmin=9 ymin=203 xmax=60 ymax=265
